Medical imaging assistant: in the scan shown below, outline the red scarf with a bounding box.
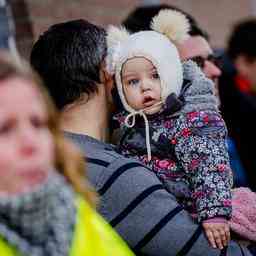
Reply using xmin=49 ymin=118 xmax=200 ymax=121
xmin=234 ymin=75 xmax=254 ymax=94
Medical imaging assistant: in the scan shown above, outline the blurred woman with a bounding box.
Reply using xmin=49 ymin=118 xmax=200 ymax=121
xmin=0 ymin=51 xmax=134 ymax=256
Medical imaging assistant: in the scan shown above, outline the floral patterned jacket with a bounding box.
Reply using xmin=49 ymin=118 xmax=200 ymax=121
xmin=114 ymin=61 xmax=233 ymax=222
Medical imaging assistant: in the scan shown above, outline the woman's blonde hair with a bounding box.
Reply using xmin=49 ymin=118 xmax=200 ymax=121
xmin=0 ymin=51 xmax=96 ymax=205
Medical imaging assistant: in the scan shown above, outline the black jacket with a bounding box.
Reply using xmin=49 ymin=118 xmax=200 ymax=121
xmin=219 ymin=54 xmax=256 ymax=191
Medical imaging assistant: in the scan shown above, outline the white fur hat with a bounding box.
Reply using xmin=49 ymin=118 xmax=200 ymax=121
xmin=106 ymin=10 xmax=190 ymax=114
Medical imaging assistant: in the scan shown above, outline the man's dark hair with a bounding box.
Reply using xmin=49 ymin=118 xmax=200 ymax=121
xmin=122 ymin=4 xmax=208 ymax=40
xmin=227 ymin=18 xmax=256 ymax=61
xmin=30 ymin=19 xmax=106 ymax=110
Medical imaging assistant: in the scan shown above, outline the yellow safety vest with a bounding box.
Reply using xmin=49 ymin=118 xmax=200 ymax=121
xmin=0 ymin=197 xmax=134 ymax=256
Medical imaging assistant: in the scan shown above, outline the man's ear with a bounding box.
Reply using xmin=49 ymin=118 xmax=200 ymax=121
xmin=99 ymin=61 xmax=115 ymax=105
xmin=100 ymin=61 xmax=112 ymax=83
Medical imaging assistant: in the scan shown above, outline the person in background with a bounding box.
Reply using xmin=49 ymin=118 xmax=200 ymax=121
xmin=218 ymin=19 xmax=256 ymax=191
xmin=122 ymin=3 xmax=248 ymax=188
xmin=0 ymin=51 xmax=134 ymax=256
xmin=30 ymin=19 xmax=254 ymax=255
xmin=0 ymin=0 xmax=19 ymax=57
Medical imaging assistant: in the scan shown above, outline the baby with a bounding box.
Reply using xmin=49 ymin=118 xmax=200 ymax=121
xmin=106 ymin=10 xmax=256 ymax=249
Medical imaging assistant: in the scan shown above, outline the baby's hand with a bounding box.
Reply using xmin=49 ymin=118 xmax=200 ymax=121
xmin=202 ymin=220 xmax=230 ymax=250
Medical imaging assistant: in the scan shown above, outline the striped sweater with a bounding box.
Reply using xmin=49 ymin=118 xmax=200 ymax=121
xmin=66 ymin=132 xmax=253 ymax=256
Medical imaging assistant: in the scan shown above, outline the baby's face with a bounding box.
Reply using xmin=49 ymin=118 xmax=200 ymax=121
xmin=121 ymin=57 xmax=161 ymax=112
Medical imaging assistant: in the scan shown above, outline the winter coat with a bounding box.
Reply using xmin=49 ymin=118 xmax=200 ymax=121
xmin=114 ymin=61 xmax=233 ymax=222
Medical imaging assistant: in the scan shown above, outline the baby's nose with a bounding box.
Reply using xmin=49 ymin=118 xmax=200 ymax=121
xmin=141 ymin=79 xmax=152 ymax=91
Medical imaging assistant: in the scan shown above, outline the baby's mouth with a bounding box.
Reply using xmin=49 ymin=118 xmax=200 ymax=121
xmin=143 ymin=96 xmax=156 ymax=107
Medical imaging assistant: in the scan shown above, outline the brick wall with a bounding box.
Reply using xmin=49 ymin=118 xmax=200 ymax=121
xmin=10 ymin=0 xmax=253 ymax=59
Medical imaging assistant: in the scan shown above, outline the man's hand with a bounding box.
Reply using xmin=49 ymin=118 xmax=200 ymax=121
xmin=202 ymin=221 xmax=230 ymax=250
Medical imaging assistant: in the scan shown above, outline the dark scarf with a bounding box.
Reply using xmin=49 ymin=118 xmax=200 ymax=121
xmin=0 ymin=173 xmax=76 ymax=256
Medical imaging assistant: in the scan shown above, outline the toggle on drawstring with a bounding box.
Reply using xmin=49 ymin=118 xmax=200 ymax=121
xmin=124 ymin=101 xmax=163 ymax=162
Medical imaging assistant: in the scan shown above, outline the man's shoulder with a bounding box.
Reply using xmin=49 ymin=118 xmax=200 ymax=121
xmin=65 ymin=132 xmax=146 ymax=189
xmin=65 ymin=132 xmax=129 ymax=163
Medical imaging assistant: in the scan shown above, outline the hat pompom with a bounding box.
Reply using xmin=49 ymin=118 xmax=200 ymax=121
xmin=106 ymin=25 xmax=130 ymax=74
xmin=151 ymin=9 xmax=190 ymax=44
xmin=107 ymin=25 xmax=130 ymax=50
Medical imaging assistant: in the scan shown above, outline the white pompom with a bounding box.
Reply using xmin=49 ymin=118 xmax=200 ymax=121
xmin=105 ymin=25 xmax=130 ymax=74
xmin=151 ymin=9 xmax=190 ymax=44
xmin=107 ymin=25 xmax=130 ymax=50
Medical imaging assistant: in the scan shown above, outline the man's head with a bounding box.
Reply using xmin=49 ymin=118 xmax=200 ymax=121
xmin=177 ymin=36 xmax=221 ymax=82
xmin=30 ymin=19 xmax=107 ymax=110
xmin=227 ymin=19 xmax=256 ymax=86
xmin=122 ymin=4 xmax=221 ymax=82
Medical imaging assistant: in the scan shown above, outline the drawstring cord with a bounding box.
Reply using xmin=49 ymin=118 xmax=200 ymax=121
xmin=125 ymin=110 xmax=151 ymax=161
xmin=122 ymin=81 xmax=190 ymax=162
xmin=124 ymin=101 xmax=163 ymax=161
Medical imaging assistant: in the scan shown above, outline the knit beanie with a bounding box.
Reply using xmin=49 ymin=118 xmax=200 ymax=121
xmin=106 ymin=9 xmax=190 ymax=114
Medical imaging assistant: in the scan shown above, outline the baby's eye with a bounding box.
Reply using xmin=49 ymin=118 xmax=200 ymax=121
xmin=152 ymin=72 xmax=160 ymax=79
xmin=128 ymin=79 xmax=139 ymax=86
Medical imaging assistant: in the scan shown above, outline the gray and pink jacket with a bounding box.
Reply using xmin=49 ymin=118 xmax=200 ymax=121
xmin=114 ymin=61 xmax=233 ymax=222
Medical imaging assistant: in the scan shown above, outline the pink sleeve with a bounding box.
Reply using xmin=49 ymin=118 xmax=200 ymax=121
xmin=202 ymin=217 xmax=228 ymax=224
